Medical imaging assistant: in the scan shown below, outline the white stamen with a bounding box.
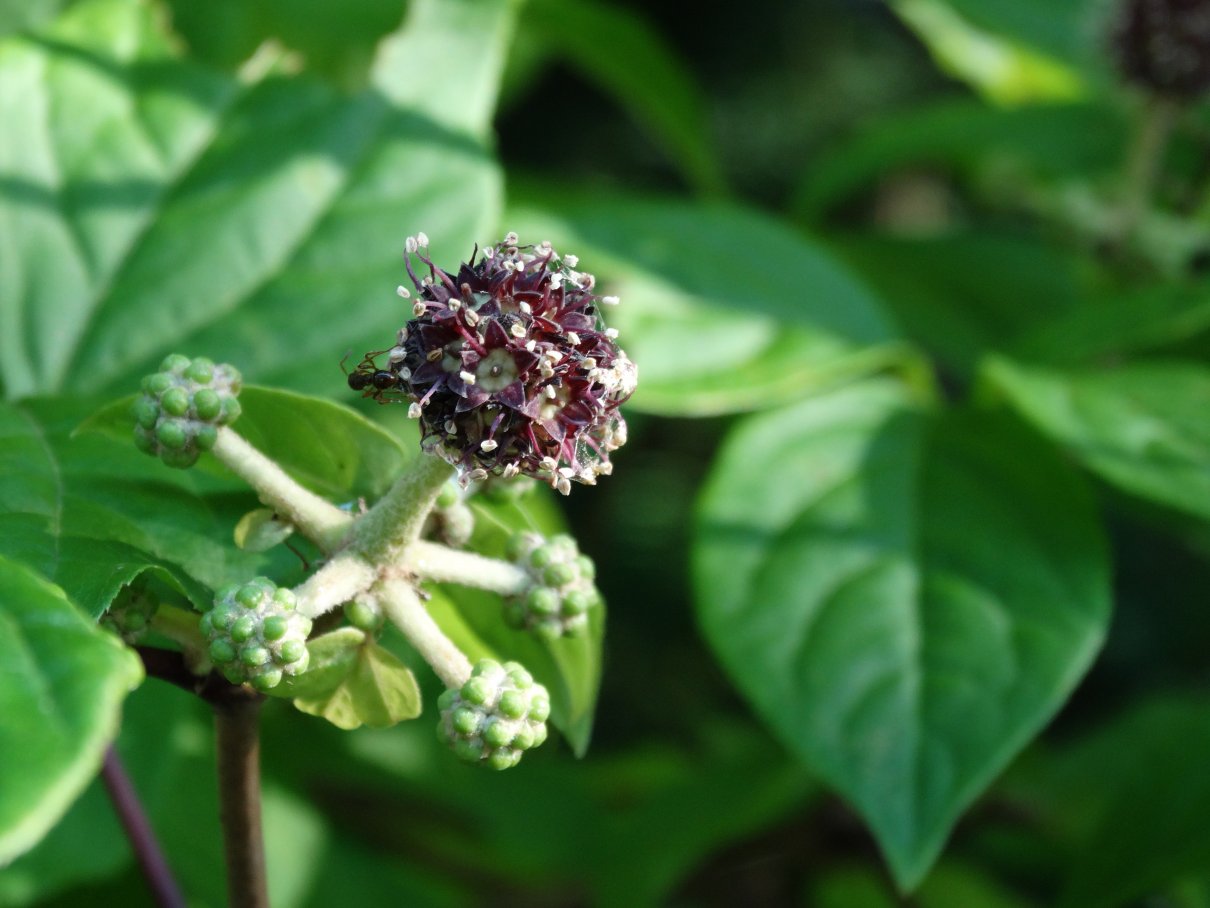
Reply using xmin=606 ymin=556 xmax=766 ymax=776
xmin=413 ymin=301 xmax=427 ymax=317
xmin=510 ymin=323 xmax=526 ymax=338
xmin=605 ymin=327 xmax=619 ymax=338
xmin=480 ymin=439 xmax=499 ymax=452
xmin=416 ymin=231 xmax=429 ymax=248
xmin=503 ymin=231 xmax=519 ymax=245
xmin=459 ymin=370 xmax=476 ymax=385
xmin=564 ymin=255 xmax=578 ymax=268
xmin=396 ymin=285 xmax=411 ymax=298
xmin=601 ymin=295 xmax=620 ymax=306
xmin=407 ymin=402 xmax=422 ymax=419
xmin=519 ymin=301 xmax=532 ymax=314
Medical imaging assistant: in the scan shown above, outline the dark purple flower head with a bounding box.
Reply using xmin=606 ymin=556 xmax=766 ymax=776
xmin=351 ymin=232 xmax=636 ymax=494
xmin=1113 ymin=0 xmax=1210 ymax=97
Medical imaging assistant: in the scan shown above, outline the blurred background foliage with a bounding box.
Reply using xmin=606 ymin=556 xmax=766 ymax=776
xmin=3 ymin=0 xmax=1210 ymax=905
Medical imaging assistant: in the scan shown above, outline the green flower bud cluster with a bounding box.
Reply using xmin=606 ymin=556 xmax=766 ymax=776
xmin=201 ymin=578 xmax=311 ymax=692
xmin=100 ymin=584 xmax=159 ymax=644
xmin=437 ymin=659 xmax=550 ymax=769
xmin=132 ymin=354 xmax=242 ymax=469
xmin=503 ymin=532 xmax=601 ymax=639
xmin=423 ymin=481 xmax=475 ymax=548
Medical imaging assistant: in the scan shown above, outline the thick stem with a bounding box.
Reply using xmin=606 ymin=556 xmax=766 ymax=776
xmin=101 ymin=747 xmax=186 ymax=908
xmin=213 ymin=695 xmax=268 ymax=908
xmin=291 ymin=550 xmax=377 ymax=619
xmin=212 ymin=428 xmax=352 ymax=552
xmin=377 ymin=576 xmax=472 ymax=688
xmin=1118 ymin=95 xmax=1179 ymax=243
xmin=352 ymin=454 xmax=455 ymax=563
xmin=403 ymin=540 xmax=530 ymax=595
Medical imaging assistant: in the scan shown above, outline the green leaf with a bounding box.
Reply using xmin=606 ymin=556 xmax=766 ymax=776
xmin=427 ymin=490 xmax=603 ymax=755
xmin=0 ymin=557 xmax=142 ymax=864
xmin=0 ymin=396 xmax=247 ymax=616
xmin=984 ymin=357 xmax=1210 ymax=523
xmin=890 ymin=0 xmax=1087 ymax=103
xmin=693 ymin=379 xmax=1110 ymax=888
xmin=794 ymin=99 xmax=1126 ymax=222
xmin=523 ymin=0 xmax=725 ymax=195
xmin=1057 ymin=699 xmax=1210 ymax=908
xmin=0 ymin=0 xmax=501 ymax=402
xmin=506 ymin=191 xmax=902 ymax=416
xmin=834 ymin=231 xmax=1084 ymax=378
xmin=293 ymin=638 xmax=423 ymax=730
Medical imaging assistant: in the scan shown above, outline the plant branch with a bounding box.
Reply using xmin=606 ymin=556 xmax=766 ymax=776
xmin=212 ymin=427 xmax=352 ymax=552
xmin=213 ymin=693 xmax=268 ymax=908
xmin=377 ymin=575 xmax=472 ymax=688
xmin=101 ymin=747 xmax=186 ymax=908
xmin=291 ymin=550 xmax=377 ymax=618
xmin=1118 ymin=95 xmax=1180 ymax=243
xmin=403 ymin=540 xmax=530 ymax=595
xmin=352 ymin=453 xmax=454 ymax=563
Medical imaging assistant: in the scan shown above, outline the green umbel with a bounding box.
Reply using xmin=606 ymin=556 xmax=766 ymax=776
xmin=503 ymin=531 xmax=602 ymax=639
xmin=100 ymin=584 xmax=159 ymax=644
xmin=201 ymin=578 xmax=312 ymax=692
xmin=437 ymin=659 xmax=551 ymax=769
xmin=132 ymin=354 xmax=242 ymax=468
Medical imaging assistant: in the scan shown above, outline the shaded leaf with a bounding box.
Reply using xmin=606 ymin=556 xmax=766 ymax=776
xmin=694 ymin=379 xmax=1110 ymax=887
xmin=0 ymin=557 xmax=142 ymax=864
xmin=294 ymin=638 xmax=423 ymax=730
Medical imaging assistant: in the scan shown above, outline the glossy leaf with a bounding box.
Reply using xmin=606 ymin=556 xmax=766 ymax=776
xmin=0 ymin=557 xmax=143 ymax=864
xmin=694 ymin=379 xmax=1110 ymax=887
xmin=506 ymin=191 xmax=901 ymax=415
xmin=0 ymin=0 xmax=502 ymax=402
xmin=985 ymin=357 xmax=1210 ymax=523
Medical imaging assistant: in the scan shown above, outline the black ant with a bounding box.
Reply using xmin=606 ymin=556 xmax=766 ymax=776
xmin=342 ymin=350 xmax=403 ymax=400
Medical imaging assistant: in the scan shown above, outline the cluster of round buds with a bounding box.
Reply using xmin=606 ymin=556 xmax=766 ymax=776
xmin=1113 ymin=0 xmax=1210 ymax=97
xmin=201 ymin=578 xmax=312 ymax=692
xmin=437 ymin=659 xmax=550 ymax=769
xmin=503 ymin=531 xmax=601 ymax=639
xmin=349 ymin=233 xmax=636 ymax=494
xmin=422 ymin=481 xmax=476 ymax=548
xmin=132 ymin=355 xmax=242 ymax=468
xmin=100 ymin=584 xmax=159 ymax=644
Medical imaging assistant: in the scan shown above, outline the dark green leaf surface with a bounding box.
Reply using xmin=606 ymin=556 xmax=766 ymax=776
xmin=985 ymin=357 xmax=1210 ymax=522
xmin=694 ymin=379 xmax=1110 ymax=886
xmin=0 ymin=557 xmax=142 ymax=864
xmin=523 ymin=0 xmax=725 ymax=195
xmin=1057 ymin=699 xmax=1210 ymax=908
xmin=795 ymin=100 xmax=1126 ymax=222
xmin=507 ymin=192 xmax=901 ymax=415
xmin=0 ymin=0 xmax=502 ymax=403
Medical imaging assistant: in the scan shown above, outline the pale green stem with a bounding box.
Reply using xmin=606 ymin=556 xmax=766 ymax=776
xmin=376 ymin=576 xmax=472 ymax=688
xmin=211 ymin=428 xmax=352 ymax=552
xmin=351 ymin=454 xmax=455 ymax=563
xmin=1118 ymin=96 xmax=1179 ymax=243
xmin=291 ymin=551 xmax=377 ymax=619
xmin=402 ymin=540 xmax=530 ymax=595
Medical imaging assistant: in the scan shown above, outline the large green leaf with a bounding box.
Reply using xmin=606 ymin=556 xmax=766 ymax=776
xmin=0 ymin=557 xmax=143 ymax=864
xmin=693 ymin=379 xmax=1110 ymax=887
xmin=0 ymin=0 xmax=503 ymax=403
xmin=984 ymin=357 xmax=1210 ymax=523
xmin=506 ymin=191 xmax=902 ymax=416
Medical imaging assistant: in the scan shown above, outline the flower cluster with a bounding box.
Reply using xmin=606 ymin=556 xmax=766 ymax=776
xmin=1113 ymin=0 xmax=1210 ymax=97
xmin=503 ymin=531 xmax=601 ymax=639
xmin=201 ymin=578 xmax=312 ymax=692
xmin=437 ymin=659 xmax=550 ymax=769
xmin=350 ymin=233 xmax=636 ymax=494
